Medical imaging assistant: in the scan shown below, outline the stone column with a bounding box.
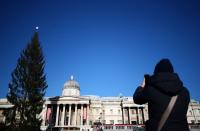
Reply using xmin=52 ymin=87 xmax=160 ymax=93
xmin=74 ymin=104 xmax=77 ymax=125
xmin=56 ymin=104 xmax=60 ymax=126
xmin=123 ymin=108 xmax=126 ymax=124
xmin=42 ymin=104 xmax=47 ymax=126
xmin=86 ymin=104 xmax=89 ymax=125
xmin=128 ymin=107 xmax=131 ymax=124
xmin=68 ymin=104 xmax=71 ymax=125
xmin=136 ymin=107 xmax=139 ymax=124
xmin=141 ymin=107 xmax=145 ymax=124
xmin=81 ymin=104 xmax=83 ymax=125
xmin=61 ymin=104 xmax=66 ymax=125
xmin=121 ymin=106 xmax=124 ymax=124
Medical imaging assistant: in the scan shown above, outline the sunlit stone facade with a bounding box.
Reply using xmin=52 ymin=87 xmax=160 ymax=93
xmin=0 ymin=76 xmax=200 ymax=130
xmin=40 ymin=76 xmax=149 ymax=130
xmin=187 ymin=99 xmax=200 ymax=124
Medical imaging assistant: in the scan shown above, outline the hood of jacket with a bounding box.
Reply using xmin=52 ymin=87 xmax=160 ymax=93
xmin=149 ymin=72 xmax=183 ymax=96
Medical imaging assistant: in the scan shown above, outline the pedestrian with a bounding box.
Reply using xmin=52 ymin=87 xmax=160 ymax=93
xmin=133 ymin=59 xmax=190 ymax=131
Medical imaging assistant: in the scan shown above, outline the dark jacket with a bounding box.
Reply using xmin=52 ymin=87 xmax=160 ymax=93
xmin=133 ymin=73 xmax=190 ymax=131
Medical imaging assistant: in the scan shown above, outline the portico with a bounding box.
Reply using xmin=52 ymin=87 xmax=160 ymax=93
xmin=122 ymin=104 xmax=145 ymax=125
xmin=41 ymin=76 xmax=91 ymax=130
xmin=43 ymin=103 xmax=90 ymax=127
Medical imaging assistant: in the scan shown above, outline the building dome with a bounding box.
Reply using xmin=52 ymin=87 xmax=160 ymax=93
xmin=62 ymin=75 xmax=80 ymax=96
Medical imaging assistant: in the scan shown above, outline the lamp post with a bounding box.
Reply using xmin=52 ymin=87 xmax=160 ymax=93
xmin=99 ymin=112 xmax=102 ymax=123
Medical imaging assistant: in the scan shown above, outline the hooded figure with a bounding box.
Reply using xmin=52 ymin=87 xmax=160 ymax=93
xmin=133 ymin=59 xmax=190 ymax=131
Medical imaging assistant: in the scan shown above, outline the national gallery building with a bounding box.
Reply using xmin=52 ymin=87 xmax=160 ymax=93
xmin=0 ymin=76 xmax=200 ymax=130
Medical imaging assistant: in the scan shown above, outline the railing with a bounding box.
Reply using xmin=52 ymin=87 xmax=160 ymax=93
xmin=93 ymin=124 xmax=200 ymax=131
xmin=93 ymin=124 xmax=145 ymax=131
xmin=41 ymin=123 xmax=200 ymax=131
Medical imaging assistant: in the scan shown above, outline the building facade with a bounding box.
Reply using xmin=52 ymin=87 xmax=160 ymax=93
xmin=0 ymin=76 xmax=200 ymax=130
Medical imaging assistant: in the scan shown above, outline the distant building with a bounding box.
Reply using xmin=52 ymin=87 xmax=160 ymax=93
xmin=0 ymin=76 xmax=200 ymax=130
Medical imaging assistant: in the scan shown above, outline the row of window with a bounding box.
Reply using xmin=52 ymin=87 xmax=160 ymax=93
xmin=188 ymin=109 xmax=200 ymax=116
xmin=91 ymin=108 xmax=146 ymax=115
xmin=101 ymin=120 xmax=137 ymax=124
xmin=90 ymin=120 xmax=123 ymax=125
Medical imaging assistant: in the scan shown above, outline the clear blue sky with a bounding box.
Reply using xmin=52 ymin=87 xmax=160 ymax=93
xmin=0 ymin=0 xmax=199 ymax=101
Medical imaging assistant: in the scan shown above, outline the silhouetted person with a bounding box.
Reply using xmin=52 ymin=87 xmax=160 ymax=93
xmin=133 ymin=59 xmax=190 ymax=131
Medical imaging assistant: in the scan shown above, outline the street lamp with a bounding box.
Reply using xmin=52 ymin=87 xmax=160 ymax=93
xmin=120 ymin=97 xmax=124 ymax=124
xmin=99 ymin=112 xmax=102 ymax=123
